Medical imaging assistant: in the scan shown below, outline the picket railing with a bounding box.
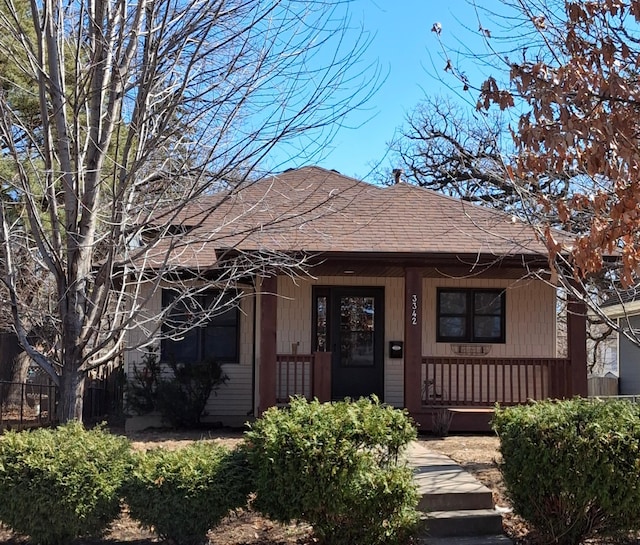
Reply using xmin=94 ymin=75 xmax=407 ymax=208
xmin=421 ymin=356 xmax=572 ymax=406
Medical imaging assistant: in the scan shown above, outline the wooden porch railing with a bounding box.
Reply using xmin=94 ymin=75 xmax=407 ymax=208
xmin=276 ymin=352 xmax=331 ymax=404
xmin=421 ymin=356 xmax=572 ymax=406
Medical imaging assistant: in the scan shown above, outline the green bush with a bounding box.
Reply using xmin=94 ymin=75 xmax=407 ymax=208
xmin=123 ymin=442 xmax=251 ymax=545
xmin=0 ymin=422 xmax=131 ymax=545
xmin=245 ymin=396 xmax=419 ymax=545
xmin=154 ymin=357 xmax=228 ymax=428
xmin=126 ymin=349 xmax=163 ymax=415
xmin=493 ymin=398 xmax=640 ymax=545
xmin=126 ymin=350 xmax=228 ymax=428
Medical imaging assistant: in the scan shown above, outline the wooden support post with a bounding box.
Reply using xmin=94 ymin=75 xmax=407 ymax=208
xmin=259 ymin=275 xmax=278 ymax=413
xmin=567 ymin=297 xmax=588 ymax=397
xmin=404 ymin=267 xmax=423 ymax=413
xmin=312 ymin=352 xmax=332 ymax=402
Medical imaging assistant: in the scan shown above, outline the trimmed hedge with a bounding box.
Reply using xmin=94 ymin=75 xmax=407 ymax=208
xmin=123 ymin=442 xmax=251 ymax=545
xmin=0 ymin=422 xmax=131 ymax=545
xmin=0 ymin=398 xmax=420 ymax=545
xmin=493 ymin=398 xmax=640 ymax=545
xmin=245 ymin=396 xmax=420 ymax=545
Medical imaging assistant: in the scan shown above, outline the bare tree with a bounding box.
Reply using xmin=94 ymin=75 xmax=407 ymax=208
xmin=388 ymin=1 xmax=635 ymax=364
xmin=0 ymin=0 xmax=378 ymax=421
xmin=384 ymin=97 xmax=575 ymax=213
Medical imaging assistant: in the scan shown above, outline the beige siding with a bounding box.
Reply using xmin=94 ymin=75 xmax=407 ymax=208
xmin=126 ymin=273 xmax=558 ymax=431
xmin=124 ymin=283 xmax=162 ymax=371
xmin=124 ymin=284 xmax=162 ymax=368
xmin=422 ymin=277 xmax=557 ymax=358
xmin=203 ymin=294 xmax=254 ymax=422
xmin=125 ymin=283 xmax=255 ymax=430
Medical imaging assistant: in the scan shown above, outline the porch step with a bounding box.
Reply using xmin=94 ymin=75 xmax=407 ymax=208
xmin=421 ymin=534 xmax=513 ymax=544
xmin=406 ymin=442 xmax=507 ymax=541
xmin=423 ymin=509 xmax=505 ymax=538
xmin=407 ymin=443 xmax=494 ymax=512
xmin=420 ymin=489 xmax=494 ymax=511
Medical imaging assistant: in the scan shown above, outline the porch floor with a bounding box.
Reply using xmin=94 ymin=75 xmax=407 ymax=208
xmin=406 ymin=442 xmax=511 ymax=543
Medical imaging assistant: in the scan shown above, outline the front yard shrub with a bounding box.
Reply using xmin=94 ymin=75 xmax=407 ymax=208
xmin=123 ymin=442 xmax=251 ymax=545
xmin=154 ymin=357 xmax=228 ymax=428
xmin=126 ymin=348 xmax=163 ymax=415
xmin=493 ymin=398 xmax=640 ymax=545
xmin=126 ymin=350 xmax=228 ymax=428
xmin=0 ymin=422 xmax=131 ymax=545
xmin=245 ymin=396 xmax=419 ymax=545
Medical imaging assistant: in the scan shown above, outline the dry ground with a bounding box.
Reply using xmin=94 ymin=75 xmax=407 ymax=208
xmin=0 ymin=430 xmax=524 ymax=545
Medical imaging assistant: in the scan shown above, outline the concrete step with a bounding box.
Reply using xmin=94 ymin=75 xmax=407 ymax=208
xmin=407 ymin=443 xmax=495 ymax=512
xmin=419 ymin=487 xmax=494 ymax=512
xmin=420 ymin=534 xmax=513 ymax=545
xmin=423 ymin=509 xmax=505 ymax=538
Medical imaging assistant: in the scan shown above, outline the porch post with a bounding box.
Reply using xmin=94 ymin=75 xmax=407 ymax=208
xmin=404 ymin=267 xmax=423 ymax=413
xmin=259 ymin=275 xmax=278 ymax=413
xmin=312 ymin=352 xmax=332 ymax=402
xmin=567 ymin=297 xmax=588 ymax=397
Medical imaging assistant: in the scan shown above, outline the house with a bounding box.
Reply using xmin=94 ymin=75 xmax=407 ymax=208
xmin=125 ymin=166 xmax=588 ymax=432
xmin=601 ymin=288 xmax=640 ymax=396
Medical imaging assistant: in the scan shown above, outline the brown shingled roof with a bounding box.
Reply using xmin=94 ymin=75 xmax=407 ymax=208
xmin=137 ymin=165 xmax=552 ymax=270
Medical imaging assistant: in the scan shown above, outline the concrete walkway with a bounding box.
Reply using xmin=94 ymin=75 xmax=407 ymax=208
xmin=406 ymin=442 xmax=512 ymax=545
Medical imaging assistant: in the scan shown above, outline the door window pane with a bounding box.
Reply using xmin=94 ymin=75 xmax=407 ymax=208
xmin=340 ymin=296 xmax=375 ymax=367
xmin=341 ymin=331 xmax=375 ymax=367
xmin=316 ymin=295 xmax=327 ymax=351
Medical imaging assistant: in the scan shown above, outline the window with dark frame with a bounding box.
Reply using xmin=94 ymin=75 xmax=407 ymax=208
xmin=313 ymin=287 xmax=329 ymax=352
xmin=161 ymin=289 xmax=240 ymax=364
xmin=437 ymin=288 xmax=505 ymax=343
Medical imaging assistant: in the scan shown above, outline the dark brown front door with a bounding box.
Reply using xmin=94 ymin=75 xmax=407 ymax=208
xmin=327 ymin=287 xmax=384 ymax=401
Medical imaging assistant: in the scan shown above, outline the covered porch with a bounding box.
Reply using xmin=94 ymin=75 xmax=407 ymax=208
xmin=259 ymin=267 xmax=588 ymax=433
xmin=271 ymin=352 xmax=576 ymax=432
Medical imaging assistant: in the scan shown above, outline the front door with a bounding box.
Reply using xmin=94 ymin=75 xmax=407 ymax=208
xmin=314 ymin=287 xmax=384 ymax=401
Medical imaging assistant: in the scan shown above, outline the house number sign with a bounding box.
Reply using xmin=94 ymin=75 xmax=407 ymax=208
xmin=411 ymin=294 xmax=418 ymax=325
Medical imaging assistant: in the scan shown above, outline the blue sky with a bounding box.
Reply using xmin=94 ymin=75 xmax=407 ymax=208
xmin=273 ymin=0 xmax=508 ymax=181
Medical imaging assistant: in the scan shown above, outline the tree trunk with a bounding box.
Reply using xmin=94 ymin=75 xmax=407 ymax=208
xmin=0 ymin=332 xmax=30 ymax=406
xmin=58 ymin=365 xmax=85 ymax=422
xmin=7 ymin=352 xmax=30 ymax=406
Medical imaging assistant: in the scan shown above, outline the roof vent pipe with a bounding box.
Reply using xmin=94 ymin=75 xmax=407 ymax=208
xmin=392 ymin=168 xmax=403 ymax=184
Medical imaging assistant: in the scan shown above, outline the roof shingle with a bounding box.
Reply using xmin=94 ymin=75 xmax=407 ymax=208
xmin=137 ymin=166 xmax=552 ymax=270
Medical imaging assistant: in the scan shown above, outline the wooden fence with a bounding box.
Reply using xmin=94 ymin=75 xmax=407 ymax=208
xmin=276 ymin=354 xmax=314 ymax=403
xmin=588 ymin=376 xmax=619 ymax=397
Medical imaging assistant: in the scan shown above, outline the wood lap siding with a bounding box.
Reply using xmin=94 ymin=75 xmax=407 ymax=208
xmin=204 ymin=364 xmax=253 ymax=417
xmin=423 ymin=277 xmax=557 ymax=359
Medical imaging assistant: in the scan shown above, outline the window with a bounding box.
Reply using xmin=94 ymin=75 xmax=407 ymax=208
xmin=161 ymin=289 xmax=240 ymax=363
xmin=313 ymin=289 xmax=329 ymax=352
xmin=437 ymin=289 xmax=505 ymax=343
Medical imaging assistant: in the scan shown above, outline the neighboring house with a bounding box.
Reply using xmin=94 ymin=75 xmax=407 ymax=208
xmin=601 ymin=288 xmax=640 ymax=395
xmin=125 ymin=166 xmax=588 ymax=432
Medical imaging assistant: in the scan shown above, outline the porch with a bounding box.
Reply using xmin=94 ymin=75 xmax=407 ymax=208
xmin=274 ymin=353 xmax=574 ymax=432
xmin=258 ymin=270 xmax=587 ymax=433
